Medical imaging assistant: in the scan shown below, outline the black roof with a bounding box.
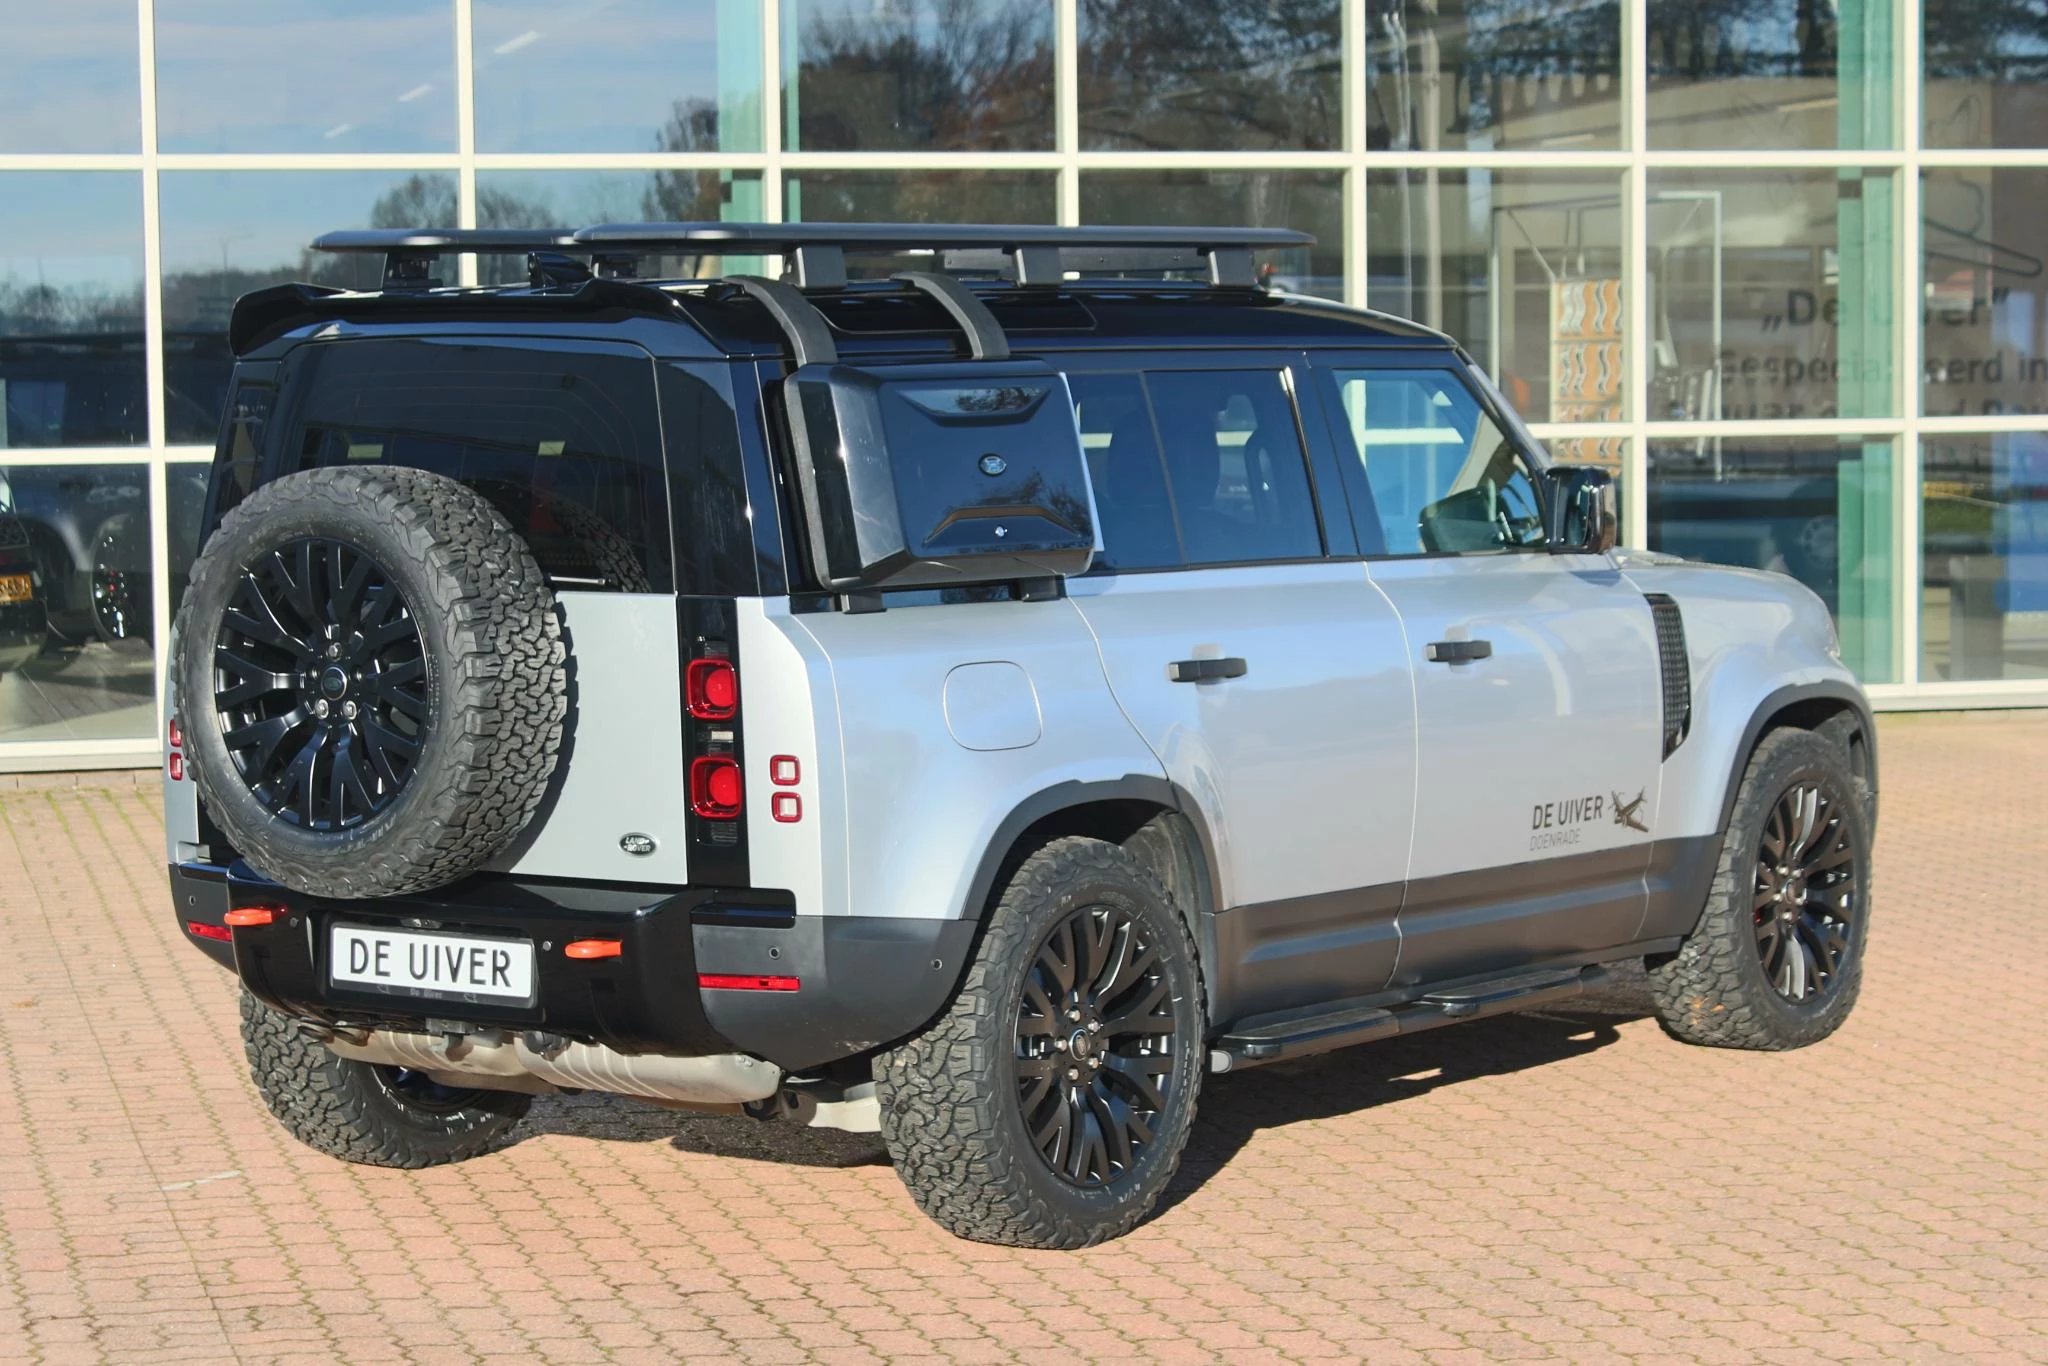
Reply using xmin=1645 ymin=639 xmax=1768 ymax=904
xmin=229 ymin=221 xmax=1450 ymax=358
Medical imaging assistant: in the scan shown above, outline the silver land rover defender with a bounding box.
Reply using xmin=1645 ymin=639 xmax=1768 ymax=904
xmin=165 ymin=223 xmax=1876 ymax=1249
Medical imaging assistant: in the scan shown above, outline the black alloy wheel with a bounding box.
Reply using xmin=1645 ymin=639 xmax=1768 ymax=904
xmin=212 ymin=537 xmax=428 ymax=830
xmin=1753 ymin=778 xmax=1860 ymax=1003
xmin=91 ymin=523 xmax=142 ymax=642
xmin=1015 ymin=899 xmax=1181 ymax=1189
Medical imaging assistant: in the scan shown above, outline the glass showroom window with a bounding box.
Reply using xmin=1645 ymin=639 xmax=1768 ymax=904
xmin=156 ymin=171 xmax=458 ymax=445
xmin=1650 ymin=436 xmax=1897 ymax=683
xmin=1647 ymin=169 xmax=1896 ymax=423
xmin=473 ymin=0 xmax=763 ymax=154
xmin=473 ymin=170 xmax=765 ymax=283
xmin=1082 ymin=171 xmax=1343 ymax=298
xmin=1 ymin=173 xmax=147 ymax=452
xmin=1923 ymin=0 xmax=2048 ymax=150
xmin=0 ymin=463 xmax=210 ymax=745
xmin=1366 ymin=0 xmax=1623 ymax=151
xmin=0 ymin=0 xmax=139 ymax=153
xmin=784 ymin=0 xmax=1055 ymax=151
xmin=1646 ymin=0 xmax=1895 ymax=150
xmin=787 ymin=171 xmax=1056 ymax=227
xmin=153 ymin=0 xmax=457 ymax=153
xmin=1922 ymin=435 xmax=2048 ymax=683
xmin=1078 ymin=0 xmax=1342 ymax=151
xmin=1922 ymin=169 xmax=2048 ymax=420
xmin=1368 ymin=171 xmax=1625 ymax=425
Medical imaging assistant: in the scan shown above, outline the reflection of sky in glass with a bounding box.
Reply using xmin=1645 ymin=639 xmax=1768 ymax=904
xmin=474 ymin=0 xmax=758 ymax=152
xmin=475 ymin=172 xmax=664 ymax=229
xmin=0 ymin=175 xmax=144 ymax=302
xmin=0 ymin=1 xmax=140 ymax=152
xmin=154 ymin=0 xmax=456 ymax=152
xmin=158 ymin=172 xmax=457 ymax=319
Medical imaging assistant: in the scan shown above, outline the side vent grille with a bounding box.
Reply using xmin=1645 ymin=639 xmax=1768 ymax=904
xmin=1645 ymin=593 xmax=1692 ymax=758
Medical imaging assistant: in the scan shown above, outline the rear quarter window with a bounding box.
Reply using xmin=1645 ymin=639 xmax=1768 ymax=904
xmin=287 ymin=338 xmax=673 ymax=592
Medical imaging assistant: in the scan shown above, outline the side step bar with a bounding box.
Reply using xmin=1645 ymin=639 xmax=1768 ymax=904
xmin=1212 ymin=964 xmax=1610 ymax=1072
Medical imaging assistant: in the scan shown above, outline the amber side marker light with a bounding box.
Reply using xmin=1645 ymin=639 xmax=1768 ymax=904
xmin=223 ymin=906 xmax=281 ymax=927
xmin=564 ymin=939 xmax=623 ymax=960
xmin=698 ymin=973 xmax=799 ymax=992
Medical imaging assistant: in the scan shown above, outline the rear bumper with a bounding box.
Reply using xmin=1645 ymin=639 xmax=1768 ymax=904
xmin=176 ymin=863 xmax=976 ymax=1070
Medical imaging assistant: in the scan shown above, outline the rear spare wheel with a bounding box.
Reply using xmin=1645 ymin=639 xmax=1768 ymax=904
xmin=174 ymin=466 xmax=566 ymax=898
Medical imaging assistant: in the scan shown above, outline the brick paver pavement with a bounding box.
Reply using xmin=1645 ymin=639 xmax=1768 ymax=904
xmin=1 ymin=712 xmax=2045 ymax=1364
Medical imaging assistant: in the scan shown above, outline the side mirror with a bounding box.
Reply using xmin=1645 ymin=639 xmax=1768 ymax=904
xmin=1544 ymin=466 xmax=1618 ymax=554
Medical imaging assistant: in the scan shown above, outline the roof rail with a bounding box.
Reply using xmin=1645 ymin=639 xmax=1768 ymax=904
xmin=311 ymin=222 xmax=1312 ymax=292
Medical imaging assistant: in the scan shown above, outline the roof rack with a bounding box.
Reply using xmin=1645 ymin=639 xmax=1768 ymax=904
xmin=311 ymin=222 xmax=1314 ymax=292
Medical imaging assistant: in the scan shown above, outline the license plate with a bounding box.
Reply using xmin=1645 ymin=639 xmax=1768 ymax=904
xmin=329 ymin=923 xmax=536 ymax=1005
xmin=0 ymin=574 xmax=29 ymax=604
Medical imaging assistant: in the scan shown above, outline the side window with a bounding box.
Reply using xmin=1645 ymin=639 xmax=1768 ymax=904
xmin=1070 ymin=372 xmax=1180 ymax=571
xmin=1144 ymin=370 xmax=1323 ymax=566
xmin=291 ymin=339 xmax=672 ymax=592
xmin=1067 ymin=369 xmax=1325 ymax=572
xmin=1328 ymin=368 xmax=1547 ymax=557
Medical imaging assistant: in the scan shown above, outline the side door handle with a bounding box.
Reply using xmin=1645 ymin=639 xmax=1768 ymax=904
xmin=1425 ymin=639 xmax=1492 ymax=664
xmin=1167 ymin=657 xmax=1248 ymax=683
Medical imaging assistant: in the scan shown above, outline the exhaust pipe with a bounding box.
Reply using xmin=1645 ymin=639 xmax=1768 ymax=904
xmin=323 ymin=1027 xmax=782 ymax=1107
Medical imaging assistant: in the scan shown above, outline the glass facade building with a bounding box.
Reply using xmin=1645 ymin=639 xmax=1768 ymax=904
xmin=2 ymin=0 xmax=2046 ymax=770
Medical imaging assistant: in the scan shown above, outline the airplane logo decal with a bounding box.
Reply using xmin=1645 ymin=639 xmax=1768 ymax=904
xmin=1612 ymin=789 xmax=1649 ymax=834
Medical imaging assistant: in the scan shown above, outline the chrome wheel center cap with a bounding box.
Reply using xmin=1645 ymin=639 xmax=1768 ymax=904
xmin=1067 ymin=1030 xmax=1094 ymax=1060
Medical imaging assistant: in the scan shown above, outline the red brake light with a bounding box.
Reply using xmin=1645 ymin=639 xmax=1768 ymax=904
xmin=224 ymin=906 xmax=281 ymax=927
xmin=167 ymin=752 xmax=185 ymax=782
xmin=698 ymin=973 xmax=799 ymax=992
xmin=186 ymin=920 xmax=231 ymax=943
xmin=167 ymin=717 xmax=183 ymax=749
xmin=686 ymin=658 xmax=738 ymax=720
xmin=690 ymin=756 xmax=743 ymax=818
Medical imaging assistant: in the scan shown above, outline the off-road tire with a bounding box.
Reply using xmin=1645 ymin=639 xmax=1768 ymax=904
xmin=174 ymin=466 xmax=566 ymax=899
xmin=875 ymin=837 xmax=1206 ymax=1249
xmin=1649 ymin=727 xmax=1873 ymax=1049
xmin=240 ymin=992 xmax=529 ymax=1167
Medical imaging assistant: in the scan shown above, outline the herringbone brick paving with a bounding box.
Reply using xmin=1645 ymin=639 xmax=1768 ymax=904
xmin=0 ymin=712 xmax=2043 ymax=1363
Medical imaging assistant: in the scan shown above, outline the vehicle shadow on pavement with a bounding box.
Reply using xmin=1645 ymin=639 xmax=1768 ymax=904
xmin=1155 ymin=974 xmax=1657 ymax=1217
xmin=519 ymin=1089 xmax=891 ymax=1168
xmin=507 ymin=971 xmax=1654 ymax=1181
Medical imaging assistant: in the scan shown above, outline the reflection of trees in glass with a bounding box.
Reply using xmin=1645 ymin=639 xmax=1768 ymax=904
xmin=792 ymin=171 xmax=1050 ymax=225
xmin=0 ymin=282 xmax=142 ymax=338
xmin=1646 ymin=0 xmax=1836 ymax=80
xmin=1080 ymin=0 xmax=1340 ymax=151
xmin=792 ymin=0 xmax=1053 ymax=151
xmin=1925 ymin=1 xmax=2048 ymax=83
xmin=1367 ymin=0 xmax=1621 ymax=147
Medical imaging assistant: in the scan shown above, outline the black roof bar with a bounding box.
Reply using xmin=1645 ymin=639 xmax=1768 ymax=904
xmin=312 ymin=222 xmax=1312 ymax=292
xmin=889 ymin=272 xmax=1010 ymax=360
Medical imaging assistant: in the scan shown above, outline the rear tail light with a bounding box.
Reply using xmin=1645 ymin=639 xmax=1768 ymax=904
xmin=223 ymin=906 xmax=282 ymax=927
xmin=698 ymin=973 xmax=799 ymax=992
xmin=186 ymin=921 xmax=231 ymax=943
xmin=771 ymin=792 xmax=801 ymax=823
xmin=686 ymin=658 xmax=738 ymax=720
xmin=689 ymin=756 xmax=743 ymax=819
xmin=167 ymin=716 xmax=184 ymax=781
xmin=167 ymin=752 xmax=185 ymax=782
xmin=168 ymin=717 xmax=183 ymax=749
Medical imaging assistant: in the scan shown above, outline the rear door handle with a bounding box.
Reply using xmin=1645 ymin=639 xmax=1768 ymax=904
xmin=1167 ymin=657 xmax=1248 ymax=683
xmin=1425 ymin=639 xmax=1492 ymax=664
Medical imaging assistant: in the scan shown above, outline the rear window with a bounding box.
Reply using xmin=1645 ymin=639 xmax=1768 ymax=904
xmin=288 ymin=338 xmax=673 ymax=592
